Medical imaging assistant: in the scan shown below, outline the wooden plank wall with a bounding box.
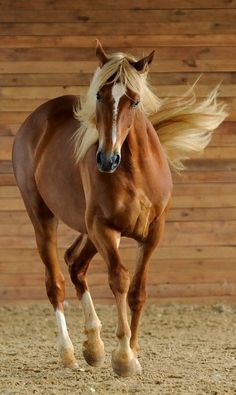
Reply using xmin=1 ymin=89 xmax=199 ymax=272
xmin=0 ymin=0 xmax=236 ymax=304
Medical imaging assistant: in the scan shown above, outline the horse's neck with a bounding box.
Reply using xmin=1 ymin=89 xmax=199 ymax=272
xmin=125 ymin=111 xmax=156 ymax=161
xmin=123 ymin=111 xmax=172 ymax=197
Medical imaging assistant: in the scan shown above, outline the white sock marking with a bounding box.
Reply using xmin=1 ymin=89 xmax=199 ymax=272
xmin=81 ymin=291 xmax=101 ymax=332
xmin=116 ymin=235 xmax=121 ymax=248
xmin=55 ymin=309 xmax=74 ymax=350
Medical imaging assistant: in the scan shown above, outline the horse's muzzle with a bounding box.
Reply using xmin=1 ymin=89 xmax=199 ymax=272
xmin=96 ymin=150 xmax=121 ymax=173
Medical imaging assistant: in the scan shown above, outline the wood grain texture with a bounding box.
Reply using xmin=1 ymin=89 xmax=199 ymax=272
xmin=1 ymin=9 xmax=236 ymax=23
xmin=1 ymin=0 xmax=236 ymax=10
xmin=1 ymin=35 xmax=236 ymax=48
xmin=0 ymin=2 xmax=235 ymax=303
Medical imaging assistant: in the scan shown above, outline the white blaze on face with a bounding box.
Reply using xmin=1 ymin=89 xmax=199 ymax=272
xmin=111 ymin=83 xmax=126 ymax=145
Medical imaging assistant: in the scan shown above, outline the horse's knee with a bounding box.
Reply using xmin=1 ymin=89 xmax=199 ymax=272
xmin=128 ymin=286 xmax=146 ymax=312
xmin=64 ymin=246 xmax=76 ymax=269
xmin=68 ymin=260 xmax=88 ymax=298
xmin=108 ymin=265 xmax=130 ymax=295
xmin=65 ymin=245 xmax=83 ymax=285
xmin=45 ymin=272 xmax=65 ymax=307
xmin=69 ymin=261 xmax=84 ymax=284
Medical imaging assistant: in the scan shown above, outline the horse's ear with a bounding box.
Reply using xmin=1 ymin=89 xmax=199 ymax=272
xmin=131 ymin=50 xmax=155 ymax=72
xmin=95 ymin=40 xmax=109 ymax=67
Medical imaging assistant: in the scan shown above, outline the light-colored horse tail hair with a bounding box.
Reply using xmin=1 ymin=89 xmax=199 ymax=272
xmin=150 ymin=85 xmax=229 ymax=172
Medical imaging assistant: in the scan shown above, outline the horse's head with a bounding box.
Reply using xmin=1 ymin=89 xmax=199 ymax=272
xmin=95 ymin=41 xmax=155 ymax=173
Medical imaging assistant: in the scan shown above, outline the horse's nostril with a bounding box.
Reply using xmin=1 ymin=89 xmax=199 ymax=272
xmin=114 ymin=154 xmax=121 ymax=165
xmin=96 ymin=151 xmax=102 ymax=165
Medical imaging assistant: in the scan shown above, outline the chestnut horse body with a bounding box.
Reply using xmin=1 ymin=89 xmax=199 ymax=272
xmin=12 ymin=42 xmax=227 ymax=376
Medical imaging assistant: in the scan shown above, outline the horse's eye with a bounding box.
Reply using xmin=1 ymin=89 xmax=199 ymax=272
xmin=96 ymin=92 xmax=103 ymax=102
xmin=131 ymin=100 xmax=140 ymax=108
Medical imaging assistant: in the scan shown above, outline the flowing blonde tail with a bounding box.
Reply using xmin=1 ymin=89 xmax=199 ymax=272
xmin=150 ymin=85 xmax=229 ymax=172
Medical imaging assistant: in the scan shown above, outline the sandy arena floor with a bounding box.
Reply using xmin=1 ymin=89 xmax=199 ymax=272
xmin=1 ymin=302 xmax=236 ymax=395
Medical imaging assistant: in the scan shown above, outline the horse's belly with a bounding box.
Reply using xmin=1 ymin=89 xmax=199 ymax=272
xmin=35 ymin=155 xmax=87 ymax=233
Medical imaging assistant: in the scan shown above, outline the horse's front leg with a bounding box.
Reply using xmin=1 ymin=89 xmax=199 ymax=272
xmin=89 ymin=220 xmax=141 ymax=377
xmin=128 ymin=214 xmax=166 ymax=354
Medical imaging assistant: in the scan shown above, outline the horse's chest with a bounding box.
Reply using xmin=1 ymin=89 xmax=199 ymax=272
xmin=107 ymin=191 xmax=155 ymax=240
xmin=131 ymin=196 xmax=154 ymax=239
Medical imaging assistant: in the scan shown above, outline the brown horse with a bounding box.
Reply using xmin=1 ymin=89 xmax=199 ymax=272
xmin=12 ymin=41 xmax=227 ymax=377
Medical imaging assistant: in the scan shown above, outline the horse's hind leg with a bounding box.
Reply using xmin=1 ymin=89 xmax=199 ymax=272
xmin=19 ymin=187 xmax=78 ymax=369
xmin=65 ymin=235 xmax=105 ymax=367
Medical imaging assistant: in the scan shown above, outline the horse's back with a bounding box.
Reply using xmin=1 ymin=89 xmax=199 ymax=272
xmin=13 ymin=95 xmax=79 ymax=160
xmin=12 ymin=95 xmax=79 ymax=182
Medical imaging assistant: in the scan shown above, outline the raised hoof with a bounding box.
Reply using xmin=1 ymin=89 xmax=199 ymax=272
xmin=112 ymin=351 xmax=142 ymax=377
xmin=83 ymin=340 xmax=105 ymax=367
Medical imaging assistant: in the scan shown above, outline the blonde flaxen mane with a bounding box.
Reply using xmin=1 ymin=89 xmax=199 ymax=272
xmin=73 ymin=52 xmax=228 ymax=171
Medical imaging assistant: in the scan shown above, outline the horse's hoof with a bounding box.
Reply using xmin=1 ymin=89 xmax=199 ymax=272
xmin=83 ymin=340 xmax=105 ymax=367
xmin=63 ymin=359 xmax=79 ymax=369
xmin=61 ymin=349 xmax=79 ymax=369
xmin=60 ymin=345 xmax=78 ymax=369
xmin=112 ymin=351 xmax=142 ymax=377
